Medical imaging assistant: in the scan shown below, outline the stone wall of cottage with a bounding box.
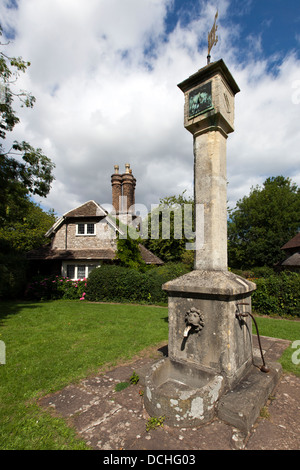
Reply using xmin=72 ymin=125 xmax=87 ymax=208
xmin=52 ymin=219 xmax=117 ymax=250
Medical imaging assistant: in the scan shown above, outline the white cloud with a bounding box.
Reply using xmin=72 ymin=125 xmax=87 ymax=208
xmin=227 ymin=52 xmax=300 ymax=207
xmin=1 ymin=0 xmax=300 ymax=218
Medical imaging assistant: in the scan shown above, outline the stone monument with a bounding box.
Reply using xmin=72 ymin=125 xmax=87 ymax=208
xmin=144 ymin=20 xmax=282 ymax=432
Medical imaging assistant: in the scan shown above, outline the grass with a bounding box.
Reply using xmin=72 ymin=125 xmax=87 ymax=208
xmin=0 ymin=300 xmax=168 ymax=450
xmin=253 ymin=315 xmax=300 ymax=376
xmin=0 ymin=300 xmax=299 ymax=449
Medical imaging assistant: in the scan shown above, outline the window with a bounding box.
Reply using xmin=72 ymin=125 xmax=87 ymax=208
xmin=64 ymin=263 xmax=98 ymax=280
xmin=87 ymin=223 xmax=95 ymax=234
xmin=67 ymin=265 xmax=75 ymax=279
xmin=77 ymin=223 xmax=85 ymax=234
xmin=77 ymin=265 xmax=86 ymax=279
xmin=76 ymin=223 xmax=95 ymax=235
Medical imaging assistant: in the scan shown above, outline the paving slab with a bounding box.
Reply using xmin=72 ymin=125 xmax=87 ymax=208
xmin=39 ymin=335 xmax=300 ymax=451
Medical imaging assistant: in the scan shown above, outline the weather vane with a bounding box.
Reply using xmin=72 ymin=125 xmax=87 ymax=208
xmin=207 ymin=10 xmax=218 ymax=64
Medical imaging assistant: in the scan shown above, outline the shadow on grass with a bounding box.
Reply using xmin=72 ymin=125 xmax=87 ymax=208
xmin=0 ymin=300 xmax=39 ymax=323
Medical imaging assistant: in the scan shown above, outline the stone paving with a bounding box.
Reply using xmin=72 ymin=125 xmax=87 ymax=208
xmin=39 ymin=336 xmax=300 ymax=451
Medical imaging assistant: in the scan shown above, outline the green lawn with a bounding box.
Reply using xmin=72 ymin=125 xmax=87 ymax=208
xmin=253 ymin=315 xmax=300 ymax=376
xmin=0 ymin=300 xmax=299 ymax=450
xmin=0 ymin=300 xmax=168 ymax=450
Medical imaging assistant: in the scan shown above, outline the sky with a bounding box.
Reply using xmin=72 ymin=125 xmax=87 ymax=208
xmin=1 ymin=0 xmax=300 ymax=217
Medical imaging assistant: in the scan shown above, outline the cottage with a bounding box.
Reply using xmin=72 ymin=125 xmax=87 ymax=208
xmin=275 ymin=232 xmax=300 ymax=271
xmin=27 ymin=165 xmax=163 ymax=279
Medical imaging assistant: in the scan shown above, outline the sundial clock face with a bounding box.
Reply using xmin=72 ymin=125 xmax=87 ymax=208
xmin=188 ymin=81 xmax=212 ymax=118
xmin=223 ymin=92 xmax=231 ymax=113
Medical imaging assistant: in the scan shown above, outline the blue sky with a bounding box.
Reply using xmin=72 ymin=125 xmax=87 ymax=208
xmin=0 ymin=0 xmax=299 ymax=216
xmin=228 ymin=0 xmax=300 ymax=62
xmin=166 ymin=0 xmax=300 ymax=64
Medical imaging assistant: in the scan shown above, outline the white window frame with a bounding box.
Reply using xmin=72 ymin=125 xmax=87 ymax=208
xmin=62 ymin=262 xmax=100 ymax=280
xmin=76 ymin=223 xmax=96 ymax=236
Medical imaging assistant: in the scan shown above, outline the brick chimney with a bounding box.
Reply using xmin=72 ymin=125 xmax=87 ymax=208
xmin=111 ymin=164 xmax=136 ymax=217
xmin=121 ymin=163 xmax=134 ymax=213
xmin=131 ymin=169 xmax=136 ymax=208
xmin=111 ymin=165 xmax=122 ymax=213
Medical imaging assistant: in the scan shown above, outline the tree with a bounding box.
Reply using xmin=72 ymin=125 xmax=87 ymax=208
xmin=114 ymin=217 xmax=146 ymax=270
xmin=0 ymin=26 xmax=55 ymax=223
xmin=142 ymin=191 xmax=195 ymax=263
xmin=0 ymin=200 xmax=56 ymax=252
xmin=228 ymin=176 xmax=300 ymax=269
xmin=0 ymin=27 xmax=56 ymax=297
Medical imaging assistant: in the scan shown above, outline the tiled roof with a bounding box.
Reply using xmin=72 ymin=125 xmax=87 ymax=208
xmin=281 ymin=232 xmax=300 ymax=251
xmin=279 ymin=252 xmax=300 ymax=267
xmin=64 ymin=200 xmax=106 ymax=218
xmin=27 ymin=244 xmax=163 ymax=265
xmin=27 ymin=246 xmax=116 ymax=261
xmin=138 ymin=244 xmax=164 ymax=265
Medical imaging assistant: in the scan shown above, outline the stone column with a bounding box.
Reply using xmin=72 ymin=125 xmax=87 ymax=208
xmin=193 ymin=128 xmax=228 ymax=270
xmin=178 ymin=59 xmax=239 ymax=272
xmin=162 ymin=59 xmax=257 ymax=387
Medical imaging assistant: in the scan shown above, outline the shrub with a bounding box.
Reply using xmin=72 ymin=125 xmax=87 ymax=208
xmin=252 ymin=272 xmax=300 ymax=317
xmin=86 ymin=263 xmax=190 ymax=304
xmin=231 ymin=266 xmax=275 ymax=279
xmin=116 ymin=237 xmax=146 ymax=271
xmin=86 ymin=265 xmax=150 ymax=303
xmin=25 ymin=276 xmax=87 ymax=301
xmin=146 ymin=262 xmax=190 ymax=303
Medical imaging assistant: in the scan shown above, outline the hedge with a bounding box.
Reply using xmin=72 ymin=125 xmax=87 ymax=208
xmin=22 ymin=264 xmax=300 ymax=318
xmin=251 ymin=272 xmax=300 ymax=317
xmin=85 ymin=263 xmax=190 ymax=304
xmin=86 ymin=266 xmax=300 ymax=316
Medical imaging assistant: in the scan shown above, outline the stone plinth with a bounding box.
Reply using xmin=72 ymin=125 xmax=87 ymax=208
xmin=163 ymin=270 xmax=256 ymax=390
xmin=144 ymin=270 xmax=258 ymax=427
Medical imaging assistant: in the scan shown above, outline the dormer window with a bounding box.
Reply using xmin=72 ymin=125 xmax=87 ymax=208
xmin=76 ymin=223 xmax=95 ymax=235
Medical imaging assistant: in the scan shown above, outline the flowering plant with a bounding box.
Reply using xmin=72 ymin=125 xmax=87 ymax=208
xmin=26 ymin=275 xmax=87 ymax=301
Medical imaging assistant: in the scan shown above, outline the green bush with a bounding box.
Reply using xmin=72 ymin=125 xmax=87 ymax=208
xmin=23 ymin=263 xmax=300 ymax=317
xmin=25 ymin=276 xmax=87 ymax=301
xmin=86 ymin=263 xmax=190 ymax=304
xmin=231 ymin=266 xmax=275 ymax=279
xmin=251 ymin=272 xmax=300 ymax=317
xmin=146 ymin=262 xmax=190 ymax=303
xmin=116 ymin=237 xmax=146 ymax=270
xmin=86 ymin=265 xmax=146 ymax=303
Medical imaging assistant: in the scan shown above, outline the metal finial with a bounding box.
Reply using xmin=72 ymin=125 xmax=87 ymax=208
xmin=207 ymin=10 xmax=218 ymax=64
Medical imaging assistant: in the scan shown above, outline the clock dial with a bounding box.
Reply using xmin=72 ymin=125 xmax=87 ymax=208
xmin=189 ymin=81 xmax=212 ymax=118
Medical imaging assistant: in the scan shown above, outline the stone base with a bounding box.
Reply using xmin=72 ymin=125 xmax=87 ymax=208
xmin=144 ymin=357 xmax=282 ymax=432
xmin=162 ymin=270 xmax=256 ymax=389
xmin=144 ymin=269 xmax=281 ymax=432
xmin=144 ymin=357 xmax=225 ymax=427
xmin=217 ymin=361 xmax=282 ymax=433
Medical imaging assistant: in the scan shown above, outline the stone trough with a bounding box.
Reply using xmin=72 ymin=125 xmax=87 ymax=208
xmin=144 ymin=357 xmax=224 ymax=427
